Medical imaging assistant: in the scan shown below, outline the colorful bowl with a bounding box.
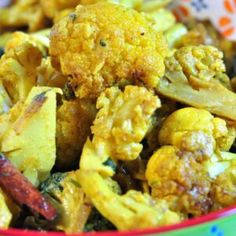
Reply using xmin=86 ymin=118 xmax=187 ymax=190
xmin=0 ymin=204 xmax=236 ymax=235
xmin=1 ymin=1 xmax=236 ymax=235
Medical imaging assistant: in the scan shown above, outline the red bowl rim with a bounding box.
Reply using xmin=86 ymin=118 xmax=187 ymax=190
xmin=0 ymin=203 xmax=236 ymax=236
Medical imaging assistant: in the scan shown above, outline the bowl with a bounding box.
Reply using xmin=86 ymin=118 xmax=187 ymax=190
xmin=0 ymin=204 xmax=236 ymax=236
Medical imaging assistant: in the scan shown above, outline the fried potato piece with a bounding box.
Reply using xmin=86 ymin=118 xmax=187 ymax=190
xmin=0 ymin=0 xmax=46 ymax=32
xmin=0 ymin=188 xmax=12 ymax=229
xmin=1 ymin=87 xmax=62 ymax=185
xmin=56 ymin=98 xmax=96 ymax=170
xmin=50 ymin=2 xmax=169 ymax=98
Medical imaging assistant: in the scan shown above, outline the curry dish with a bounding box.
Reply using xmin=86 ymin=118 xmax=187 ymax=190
xmin=0 ymin=0 xmax=236 ymax=233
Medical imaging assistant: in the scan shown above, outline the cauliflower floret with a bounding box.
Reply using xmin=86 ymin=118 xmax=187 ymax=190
xmin=50 ymin=2 xmax=169 ymax=98
xmin=78 ymin=86 xmax=180 ymax=230
xmin=91 ymin=86 xmax=161 ymax=161
xmin=146 ymin=107 xmax=236 ymax=216
xmin=174 ymin=45 xmax=225 ymax=82
xmin=78 ymin=169 xmax=180 ymax=230
xmin=0 ymin=32 xmax=46 ymax=103
xmin=156 ymin=45 xmax=236 ymax=120
xmin=211 ymin=169 xmax=236 ymax=209
xmin=216 ymin=121 xmax=236 ymax=151
xmin=159 ymin=107 xmax=230 ymax=154
xmin=146 ymin=146 xmax=212 ymax=216
xmin=0 ymin=0 xmax=46 ymax=32
xmin=56 ymin=98 xmax=97 ymax=170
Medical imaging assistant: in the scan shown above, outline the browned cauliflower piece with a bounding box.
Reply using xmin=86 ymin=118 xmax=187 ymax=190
xmin=146 ymin=107 xmax=236 ymax=217
xmin=0 ymin=0 xmax=46 ymax=32
xmin=146 ymin=146 xmax=212 ymax=217
xmin=78 ymin=85 xmax=181 ymax=230
xmin=50 ymin=2 xmax=169 ymax=99
xmin=208 ymin=152 xmax=236 ymax=210
xmin=158 ymin=107 xmax=230 ymax=153
xmin=56 ymin=98 xmax=97 ymax=169
xmin=156 ymin=45 xmax=236 ymax=120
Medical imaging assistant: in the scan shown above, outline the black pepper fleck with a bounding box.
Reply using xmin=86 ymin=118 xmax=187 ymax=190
xmin=99 ymin=39 xmax=107 ymax=47
xmin=69 ymin=13 xmax=77 ymax=21
xmin=140 ymin=32 xmax=145 ymax=36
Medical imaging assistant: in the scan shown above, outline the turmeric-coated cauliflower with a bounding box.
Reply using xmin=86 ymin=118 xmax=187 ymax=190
xmin=158 ymin=107 xmax=230 ymax=153
xmin=146 ymin=107 xmax=236 ymax=217
xmin=146 ymin=146 xmax=212 ymax=216
xmin=78 ymin=86 xmax=181 ymax=230
xmin=156 ymin=45 xmax=236 ymax=120
xmin=50 ymin=2 xmax=169 ymax=98
xmin=0 ymin=32 xmax=46 ymax=103
xmin=91 ymin=86 xmax=161 ymax=161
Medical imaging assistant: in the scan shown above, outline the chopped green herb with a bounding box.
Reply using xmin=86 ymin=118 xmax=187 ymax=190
xmin=39 ymin=172 xmax=66 ymax=194
xmin=84 ymin=208 xmax=116 ymax=232
xmin=0 ymin=48 xmax=4 ymax=58
xmin=103 ymin=158 xmax=116 ymax=172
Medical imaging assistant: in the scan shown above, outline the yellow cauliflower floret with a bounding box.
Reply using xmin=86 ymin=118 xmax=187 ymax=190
xmin=0 ymin=32 xmax=46 ymax=103
xmin=91 ymin=85 xmax=161 ymax=161
xmin=157 ymin=45 xmax=236 ymax=120
xmin=78 ymin=169 xmax=180 ymax=230
xmin=0 ymin=0 xmax=46 ymax=32
xmin=78 ymin=85 xmax=181 ymax=230
xmin=56 ymin=98 xmax=96 ymax=169
xmin=50 ymin=2 xmax=169 ymax=98
xmin=159 ymin=107 xmax=230 ymax=154
xmin=207 ymin=152 xmax=236 ymax=210
xmin=175 ymin=45 xmax=225 ymax=82
xmin=146 ymin=146 xmax=211 ymax=216
xmin=146 ymin=107 xmax=236 ymax=216
xmin=78 ymin=86 xmax=180 ymax=230
xmin=216 ymin=121 xmax=236 ymax=151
